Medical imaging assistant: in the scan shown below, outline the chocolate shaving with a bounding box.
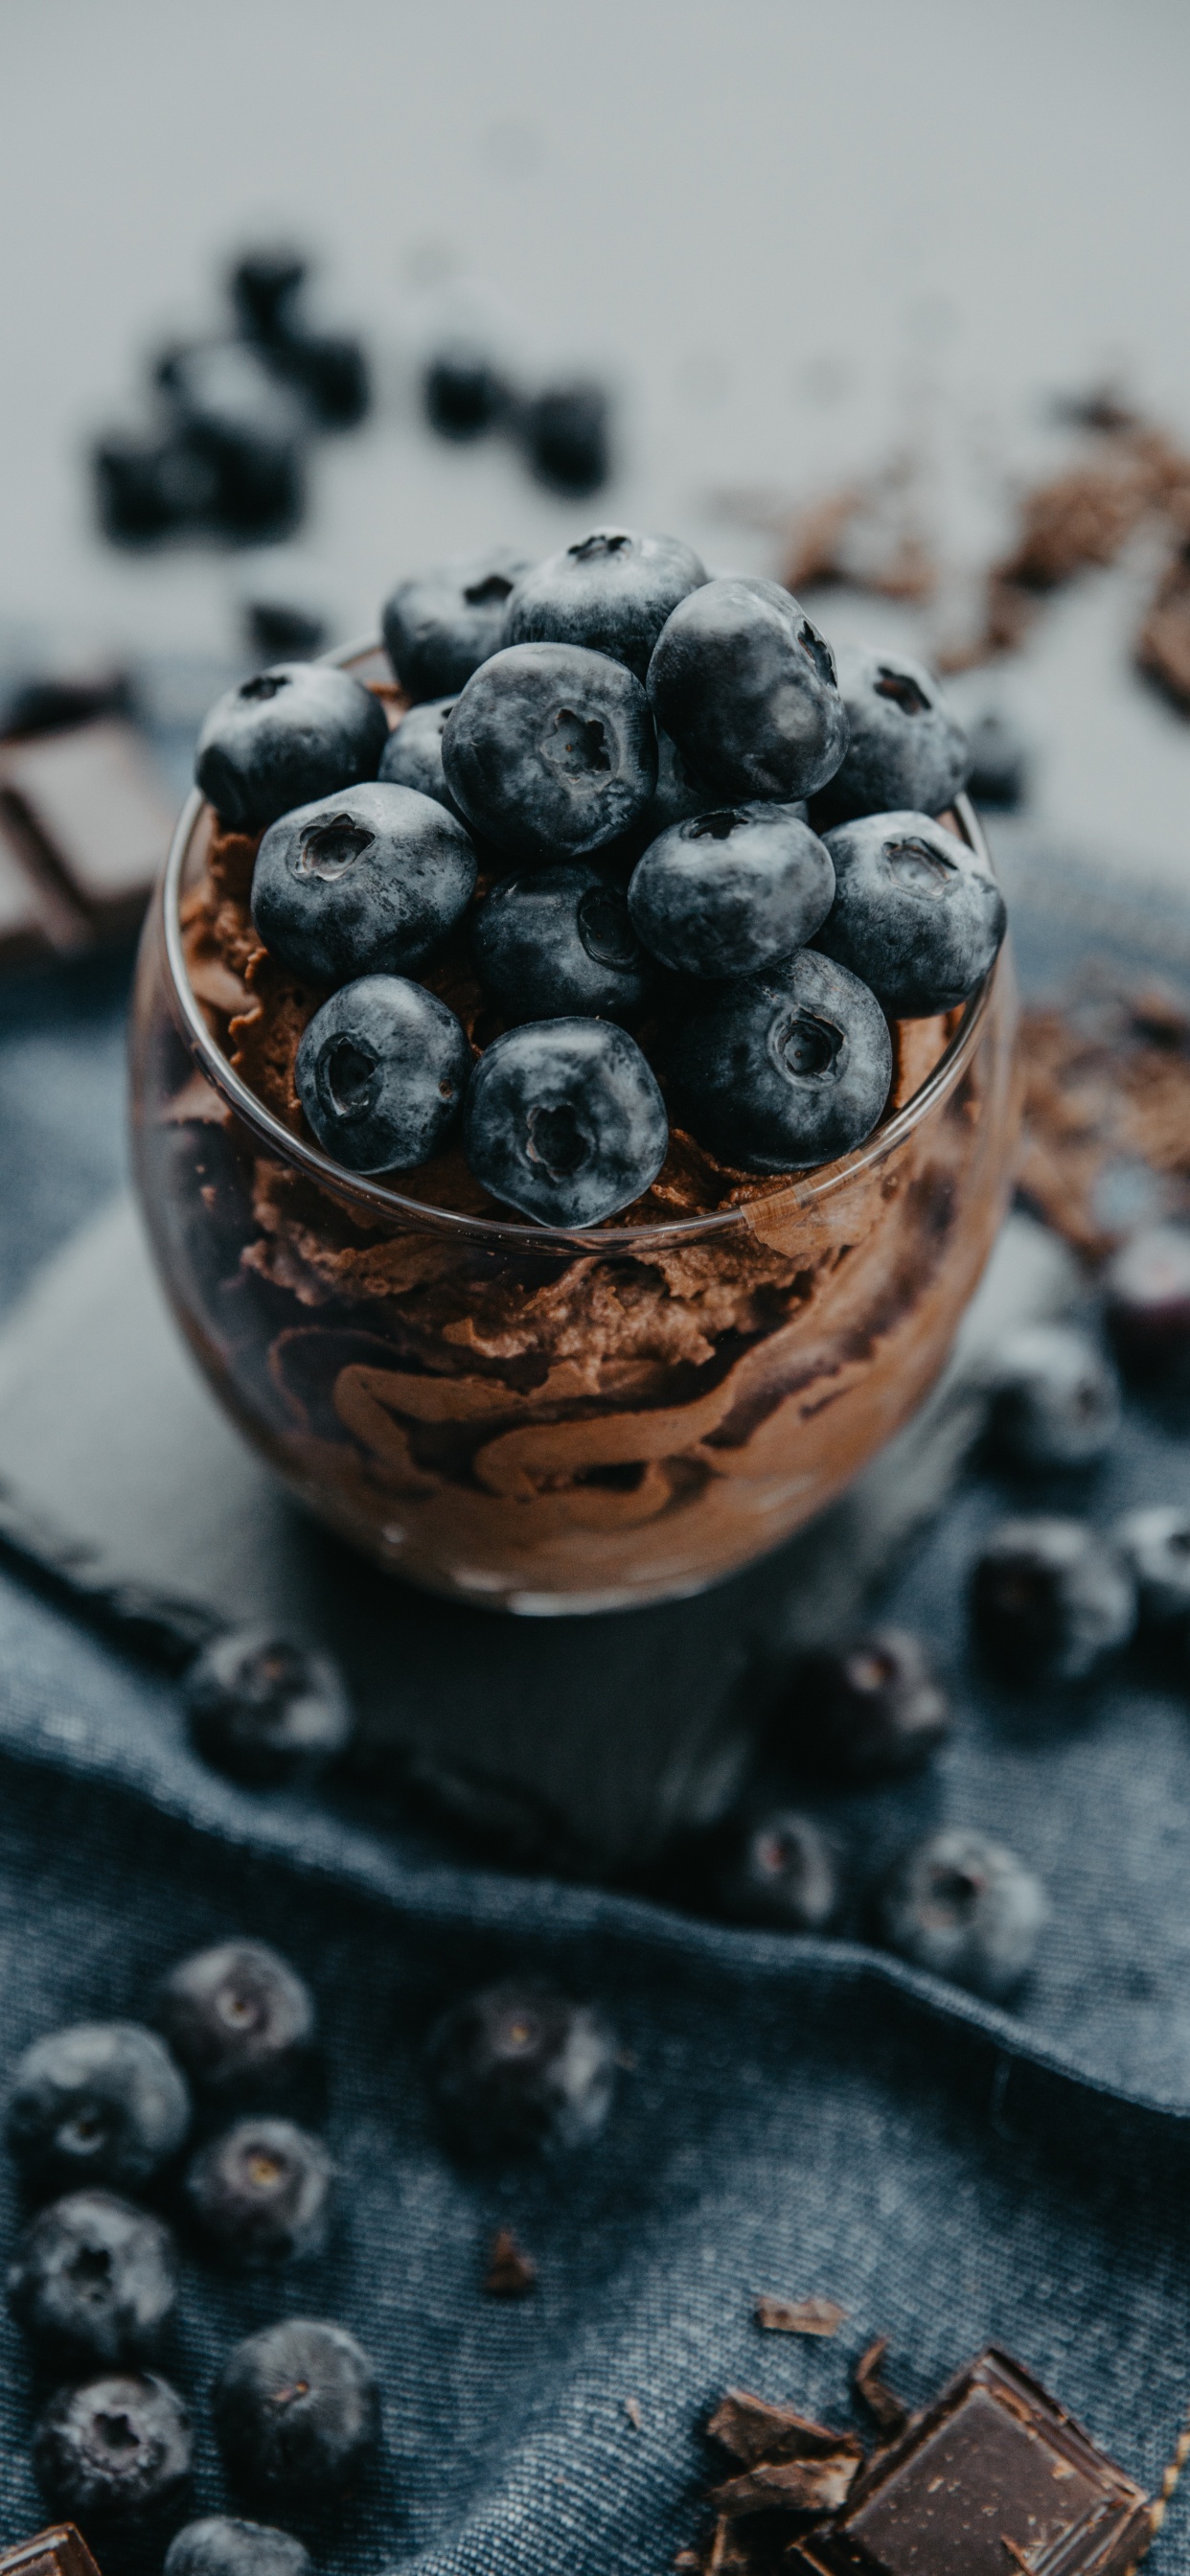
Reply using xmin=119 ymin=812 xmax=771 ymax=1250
xmin=625 ymin=2397 xmax=643 ymax=2429
xmin=483 ymin=2227 xmax=537 ymax=2297
xmin=710 ymin=2454 xmax=862 ymax=2520
xmin=709 ymin=2390 xmax=861 ymax=2470
xmin=754 ymin=2294 xmax=846 ymax=2338
xmin=852 ymin=2335 xmax=910 ymax=2438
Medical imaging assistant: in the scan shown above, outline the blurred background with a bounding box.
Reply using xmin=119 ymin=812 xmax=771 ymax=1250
xmin=3 ymin=0 xmax=1190 ymax=877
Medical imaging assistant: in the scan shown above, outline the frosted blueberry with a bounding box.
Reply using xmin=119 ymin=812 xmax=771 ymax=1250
xmin=815 ymin=812 xmax=1005 ymax=1019
xmin=251 ymin=781 xmax=476 ymax=984
xmin=877 ymin=1828 xmax=1048 ymax=2000
xmin=503 ymin=528 xmax=706 ymax=681
xmin=195 ymin=663 xmax=387 ymax=834
xmin=648 ymin=578 xmax=848 ymax=804
xmin=811 ymin=644 xmax=970 ymax=828
xmin=427 ymin=1983 xmax=616 ymax=2155
xmin=463 ymin=1019 xmax=668 ymax=1226
xmin=629 ymin=802 xmax=835 ymax=978
xmin=296 ymin=976 xmax=471 ymax=1173
xmin=382 ymin=544 xmax=535 ymax=701
xmin=472 ymin=863 xmax=652 ymax=1024
xmin=442 ymin=641 xmax=658 ymax=862
xmin=669 ymin=949 xmax=892 ymax=1174
xmin=971 ymin=1516 xmax=1136 ymax=1681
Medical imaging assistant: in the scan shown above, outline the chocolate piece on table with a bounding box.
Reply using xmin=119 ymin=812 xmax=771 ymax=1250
xmin=0 ymin=806 xmax=79 ymax=962
xmin=788 ymin=2347 xmax=1151 ymax=2576
xmin=0 ymin=718 xmax=173 ymax=939
xmin=852 ymin=2335 xmax=910 ymax=2439
xmin=0 ymin=2529 xmax=103 ymax=2576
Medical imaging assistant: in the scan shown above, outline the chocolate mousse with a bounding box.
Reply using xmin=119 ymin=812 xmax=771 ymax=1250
xmin=139 ymin=534 xmax=1017 ymax=1609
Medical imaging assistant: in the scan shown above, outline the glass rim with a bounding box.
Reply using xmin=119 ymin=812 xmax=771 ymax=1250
xmin=160 ymin=634 xmax=1003 ymax=1254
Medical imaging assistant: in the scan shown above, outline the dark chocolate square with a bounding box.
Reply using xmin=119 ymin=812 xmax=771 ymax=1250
xmin=0 ymin=2529 xmax=103 ymax=2576
xmin=790 ymin=2349 xmax=1150 ymax=2576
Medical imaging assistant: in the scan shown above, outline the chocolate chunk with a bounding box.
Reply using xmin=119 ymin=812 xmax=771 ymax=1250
xmin=709 ymin=2390 xmax=862 ymax=2471
xmin=787 ymin=2347 xmax=1150 ymax=2576
xmin=852 ymin=2336 xmax=910 ymax=2440
xmin=0 ymin=718 xmax=173 ymax=937
xmin=0 ymin=2531 xmax=103 ymax=2576
xmin=482 ymin=2227 xmax=537 ymax=2297
xmin=754 ymin=2294 xmax=847 ymax=2337
xmin=0 ymin=807 xmax=74 ymax=962
xmin=710 ymin=2455 xmax=861 ymax=2520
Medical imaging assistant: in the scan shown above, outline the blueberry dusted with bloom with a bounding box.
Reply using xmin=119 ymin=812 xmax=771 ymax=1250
xmin=297 ymin=975 xmax=470 ymax=1173
xmin=629 ymin=802 xmax=835 ymax=978
xmin=153 ymin=1941 xmax=315 ymax=2104
xmin=6 ymin=2024 xmax=190 ymax=2196
xmin=648 ymin=727 xmax=718 ymax=834
xmin=971 ymin=1517 xmax=1136 ymax=1682
xmin=708 ymin=1809 xmax=838 ymax=1932
xmin=810 ymin=644 xmax=970 ymax=829
xmin=670 ymin=949 xmax=891 ymax=1175
xmin=779 ymin=1629 xmax=950 ymax=1781
xmin=8 ymin=2191 xmax=177 ymax=2365
xmin=168 ymin=2522 xmax=309 ymax=2576
xmin=877 ymin=1828 xmax=1048 ymax=2000
xmin=195 ymin=663 xmax=387 ymax=835
xmin=519 ymin=379 xmax=611 ymax=495
xmin=251 ymin=781 xmax=476 ymax=984
xmin=472 ymin=864 xmax=652 ymax=1025
xmin=427 ymin=1983 xmax=616 ymax=2155
xmin=648 ymin=578 xmax=848 ymax=804
xmin=167 ymin=2519 xmax=310 ymax=2576
xmin=464 ymin=1019 xmax=667 ymax=1225
xmin=816 ymin=812 xmax=1005 ymax=1019
xmin=984 ymin=1323 xmax=1121 ymax=1472
xmin=187 ymin=2118 xmax=333 ymax=2266
xmin=185 ymin=1628 xmax=354 ymax=1785
xmin=378 ymin=697 xmax=464 ymax=818
xmin=1114 ymin=1506 xmax=1190 ymax=1632
xmin=230 ymin=244 xmax=308 ymax=339
xmin=213 ymin=2317 xmax=380 ymax=2503
xmin=33 ymin=2370 xmax=193 ymax=2523
xmin=442 ymin=641 xmax=657 ymax=862
xmin=1103 ymin=1224 xmax=1190 ymax=1378
xmin=503 ymin=528 xmax=707 ymax=682
xmin=382 ymin=544 xmax=535 ymax=702
xmin=423 ymin=341 xmax=510 ymax=441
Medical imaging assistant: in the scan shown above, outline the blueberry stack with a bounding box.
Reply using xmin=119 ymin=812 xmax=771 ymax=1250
xmin=3 ymin=1942 xmax=378 ymax=2541
xmin=194 ymin=527 xmax=1006 ymax=1229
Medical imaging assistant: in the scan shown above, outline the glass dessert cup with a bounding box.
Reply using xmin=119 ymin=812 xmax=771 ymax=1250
xmin=129 ymin=646 xmax=1021 ymax=1617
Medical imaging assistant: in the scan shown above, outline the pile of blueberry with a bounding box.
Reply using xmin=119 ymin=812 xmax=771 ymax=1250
xmin=195 ymin=527 xmax=1007 ymax=1227
xmin=3 ymin=1934 xmax=616 ymax=2548
xmin=94 ymin=248 xmax=370 ymax=549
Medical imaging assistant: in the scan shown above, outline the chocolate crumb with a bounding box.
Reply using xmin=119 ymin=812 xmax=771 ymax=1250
xmin=755 ymin=2292 xmax=846 ymax=2336
xmin=483 ymin=2226 xmax=537 ymax=2297
xmin=852 ymin=2334 xmax=910 ymax=2438
xmin=709 ymin=2389 xmax=861 ymax=2469
xmin=625 ymin=2396 xmax=643 ymax=2429
xmin=710 ymin=2453 xmax=862 ymax=2519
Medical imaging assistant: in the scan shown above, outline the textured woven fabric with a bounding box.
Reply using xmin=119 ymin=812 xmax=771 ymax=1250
xmin=2 ymin=931 xmax=1190 ymax=2576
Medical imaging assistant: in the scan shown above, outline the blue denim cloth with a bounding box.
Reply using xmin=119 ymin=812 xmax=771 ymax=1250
xmin=1 ymin=943 xmax=1190 ymax=2576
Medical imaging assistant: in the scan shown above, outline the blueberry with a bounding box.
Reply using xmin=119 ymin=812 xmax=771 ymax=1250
xmin=92 ymin=431 xmax=217 ymax=544
xmin=472 ymin=864 xmax=652 ymax=1025
xmin=378 ymin=697 xmax=465 ymax=818
xmin=251 ymin=781 xmax=476 ymax=983
xmin=8 ymin=2191 xmax=177 ymax=2364
xmin=442 ymin=642 xmax=657 ymax=862
xmin=464 ymin=1019 xmax=667 ymax=1224
xmin=426 ymin=1983 xmax=616 ymax=2155
xmin=707 ymin=1808 xmax=838 ymax=1931
xmin=187 ymin=2119 xmax=333 ymax=2266
xmin=649 ymin=726 xmax=719 ymax=832
xmin=965 ymin=707 xmax=1030 ymax=810
xmin=423 ymin=341 xmax=510 ymax=441
xmin=1104 ymin=1225 xmax=1190 ymax=1379
xmin=629 ymin=803 xmax=835 ymax=978
xmin=184 ymin=1628 xmax=354 ymax=1785
xmin=648 ymin=579 xmax=848 ymax=804
xmin=195 ymin=664 xmax=387 ymax=835
xmin=1114 ymin=1506 xmax=1190 ymax=1631
xmin=382 ymin=545 xmax=536 ymax=702
xmin=970 ymin=1517 xmax=1136 ymax=1681
xmin=274 ymin=333 xmax=371 ymax=430
xmin=296 ymin=975 xmax=470 ymax=1173
xmin=166 ymin=2518 xmax=310 ymax=2576
xmin=230 ymin=246 xmax=309 ymax=341
xmin=240 ymin=579 xmax=328 ymax=663
xmin=213 ymin=2317 xmax=380 ymax=2503
xmin=33 ymin=2371 xmax=192 ymax=2523
xmin=809 ymin=645 xmax=970 ymax=829
xmin=876 ymin=1828 xmax=1048 ymax=2000
xmin=6 ymin=2025 xmax=191 ymax=2195
xmin=518 ymin=379 xmax=611 ymax=495
xmin=777 ymin=1629 xmax=950 ymax=1781
xmin=669 ymin=949 xmax=892 ymax=1174
xmin=153 ymin=1942 xmax=315 ymax=2102
xmin=984 ymin=1323 xmax=1120 ymax=1471
xmin=815 ymin=812 xmax=1005 ymax=1019
xmin=503 ymin=529 xmax=707 ymax=682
